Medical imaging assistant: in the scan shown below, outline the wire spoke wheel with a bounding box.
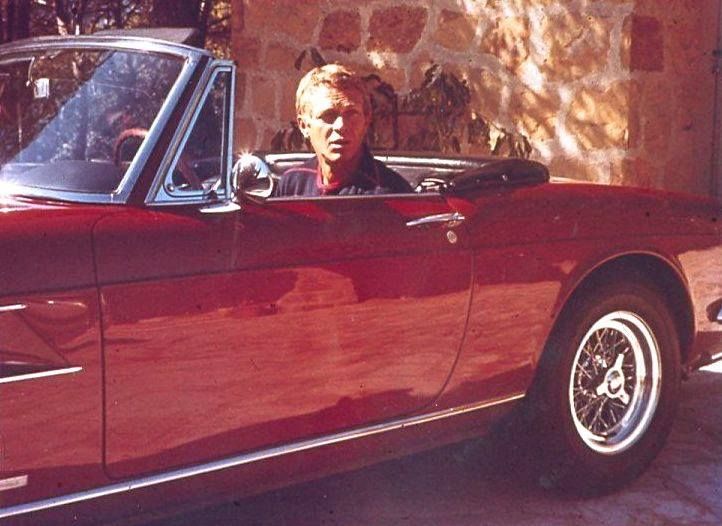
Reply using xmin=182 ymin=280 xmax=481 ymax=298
xmin=531 ymin=279 xmax=680 ymax=494
xmin=569 ymin=311 xmax=661 ymax=454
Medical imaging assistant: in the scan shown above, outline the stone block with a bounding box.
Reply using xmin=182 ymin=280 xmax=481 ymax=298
xmin=261 ymin=126 xmax=278 ymax=150
xmin=367 ymin=6 xmax=428 ymax=53
xmin=664 ymin=145 xmax=712 ymax=195
xmin=567 ymin=81 xmax=632 ymax=150
xmin=509 ymin=86 xmax=561 ymax=142
xmin=235 ymin=71 xmax=247 ymax=113
xmin=480 ymin=16 xmax=530 ymax=73
xmin=265 ymin=42 xmax=300 ymax=72
xmin=233 ymin=36 xmax=261 ymax=69
xmin=243 ymin=0 xmax=320 ymax=44
xmin=434 ymin=9 xmax=478 ymax=52
xmin=467 ymin=68 xmax=503 ymax=117
xmin=622 ymin=15 xmax=664 ymax=72
xmin=319 ymin=10 xmax=361 ymax=53
xmin=548 ymin=156 xmax=609 ymax=184
xmin=251 ymin=76 xmax=278 ymax=119
xmin=409 ymin=51 xmax=436 ymax=88
xmin=234 ymin=116 xmax=257 ymax=151
xmin=542 ymin=12 xmax=613 ymax=81
xmin=636 ymin=78 xmax=673 ymax=156
xmin=280 ymin=76 xmax=301 ymax=122
xmin=379 ymin=68 xmax=406 ymax=91
xmin=611 ymin=157 xmax=656 ymax=188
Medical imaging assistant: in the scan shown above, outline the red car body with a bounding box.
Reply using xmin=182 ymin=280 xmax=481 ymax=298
xmin=0 ymin=32 xmax=721 ymax=523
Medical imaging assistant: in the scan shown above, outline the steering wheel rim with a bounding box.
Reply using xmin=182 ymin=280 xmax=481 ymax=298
xmin=113 ymin=128 xmax=202 ymax=190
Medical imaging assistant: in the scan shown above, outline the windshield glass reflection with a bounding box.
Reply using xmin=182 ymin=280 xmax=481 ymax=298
xmin=0 ymin=48 xmax=183 ymax=194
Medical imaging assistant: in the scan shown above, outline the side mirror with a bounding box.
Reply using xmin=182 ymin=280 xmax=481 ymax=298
xmin=232 ymin=154 xmax=274 ymax=203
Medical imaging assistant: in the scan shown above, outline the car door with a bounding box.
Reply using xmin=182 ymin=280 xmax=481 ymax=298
xmin=93 ymin=63 xmax=473 ymax=478
xmin=95 ymin=193 xmax=471 ymax=478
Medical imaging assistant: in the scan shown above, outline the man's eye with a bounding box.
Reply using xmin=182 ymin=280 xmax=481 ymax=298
xmin=317 ymin=112 xmax=338 ymax=124
xmin=343 ymin=110 xmax=362 ymax=121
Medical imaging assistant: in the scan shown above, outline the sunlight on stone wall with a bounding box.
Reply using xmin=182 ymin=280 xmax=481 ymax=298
xmin=233 ymin=0 xmax=719 ymax=195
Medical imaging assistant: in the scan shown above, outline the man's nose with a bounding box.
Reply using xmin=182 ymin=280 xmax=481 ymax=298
xmin=331 ymin=115 xmax=346 ymax=129
xmin=333 ymin=111 xmax=358 ymax=130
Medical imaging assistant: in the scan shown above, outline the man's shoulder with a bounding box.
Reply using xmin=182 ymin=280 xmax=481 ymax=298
xmin=370 ymin=157 xmax=413 ymax=192
xmin=275 ymin=158 xmax=319 ymax=197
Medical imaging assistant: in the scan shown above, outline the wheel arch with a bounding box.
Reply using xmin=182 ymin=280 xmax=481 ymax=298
xmin=551 ymin=253 xmax=695 ymax=366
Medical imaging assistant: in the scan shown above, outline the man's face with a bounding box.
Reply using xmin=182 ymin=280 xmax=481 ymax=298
xmin=298 ymin=85 xmax=369 ymax=166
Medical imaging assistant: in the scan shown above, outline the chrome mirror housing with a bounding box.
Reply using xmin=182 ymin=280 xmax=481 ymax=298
xmin=232 ymin=154 xmax=274 ymax=203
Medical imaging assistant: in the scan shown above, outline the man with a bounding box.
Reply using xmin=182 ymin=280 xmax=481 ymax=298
xmin=274 ymin=64 xmax=412 ymax=196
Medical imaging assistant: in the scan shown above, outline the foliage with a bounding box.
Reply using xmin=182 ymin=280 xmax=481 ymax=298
xmin=0 ymin=0 xmax=230 ymax=55
xmin=400 ymin=64 xmax=471 ymax=152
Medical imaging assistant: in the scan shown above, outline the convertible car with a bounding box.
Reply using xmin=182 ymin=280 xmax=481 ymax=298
xmin=1 ymin=31 xmax=721 ymax=523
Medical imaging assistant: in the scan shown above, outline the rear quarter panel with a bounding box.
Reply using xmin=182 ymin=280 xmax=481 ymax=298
xmin=437 ymin=183 xmax=722 ymax=408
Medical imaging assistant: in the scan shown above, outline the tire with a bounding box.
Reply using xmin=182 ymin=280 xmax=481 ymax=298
xmin=530 ymin=279 xmax=681 ymax=495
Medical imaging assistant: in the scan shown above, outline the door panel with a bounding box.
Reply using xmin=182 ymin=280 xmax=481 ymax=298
xmin=95 ymin=195 xmax=471 ymax=477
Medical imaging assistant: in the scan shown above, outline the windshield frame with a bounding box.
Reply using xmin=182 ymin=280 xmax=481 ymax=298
xmin=0 ymin=36 xmax=208 ymax=204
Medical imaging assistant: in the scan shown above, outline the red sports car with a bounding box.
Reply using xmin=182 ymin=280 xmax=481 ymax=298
xmin=0 ymin=31 xmax=721 ymax=523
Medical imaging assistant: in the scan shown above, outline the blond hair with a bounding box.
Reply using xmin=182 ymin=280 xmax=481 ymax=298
xmin=295 ymin=63 xmax=371 ymax=117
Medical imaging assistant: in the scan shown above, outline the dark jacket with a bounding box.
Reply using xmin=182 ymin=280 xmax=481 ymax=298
xmin=274 ymin=149 xmax=412 ymax=197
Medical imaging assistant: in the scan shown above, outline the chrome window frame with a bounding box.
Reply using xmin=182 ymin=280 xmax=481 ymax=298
xmin=148 ymin=60 xmax=235 ymax=205
xmin=0 ymin=36 xmax=208 ymax=204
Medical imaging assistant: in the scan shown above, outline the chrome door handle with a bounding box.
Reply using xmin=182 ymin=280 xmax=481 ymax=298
xmin=406 ymin=212 xmax=466 ymax=228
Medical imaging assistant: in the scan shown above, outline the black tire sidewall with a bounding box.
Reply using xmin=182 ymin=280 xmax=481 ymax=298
xmin=535 ymin=281 xmax=681 ymax=492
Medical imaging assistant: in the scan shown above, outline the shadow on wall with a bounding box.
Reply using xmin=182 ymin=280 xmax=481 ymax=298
xmin=270 ymin=48 xmax=532 ymax=158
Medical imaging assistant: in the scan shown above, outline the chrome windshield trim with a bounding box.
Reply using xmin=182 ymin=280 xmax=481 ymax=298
xmin=111 ymin=54 xmax=200 ymax=203
xmin=0 ymin=393 xmax=524 ymax=519
xmin=0 ymin=366 xmax=82 ymax=385
xmin=0 ymin=36 xmax=210 ymax=60
xmin=0 ymin=41 xmax=203 ymax=204
xmin=226 ymin=62 xmax=236 ymax=201
xmin=149 ymin=62 xmax=234 ymax=204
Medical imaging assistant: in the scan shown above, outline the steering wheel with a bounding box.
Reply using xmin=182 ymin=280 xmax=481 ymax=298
xmin=113 ymin=128 xmax=202 ymax=190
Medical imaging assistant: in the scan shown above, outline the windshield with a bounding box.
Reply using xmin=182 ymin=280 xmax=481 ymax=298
xmin=0 ymin=48 xmax=184 ymax=194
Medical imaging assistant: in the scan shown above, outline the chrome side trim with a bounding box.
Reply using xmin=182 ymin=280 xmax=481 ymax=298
xmin=0 ymin=475 xmax=28 ymax=492
xmin=0 ymin=366 xmax=82 ymax=385
xmin=0 ymin=303 xmax=26 ymax=313
xmin=0 ymin=393 xmax=524 ymax=519
xmin=199 ymin=201 xmax=241 ymax=214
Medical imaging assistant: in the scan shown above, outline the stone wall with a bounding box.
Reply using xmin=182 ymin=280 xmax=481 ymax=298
xmin=232 ymin=0 xmax=720 ymax=196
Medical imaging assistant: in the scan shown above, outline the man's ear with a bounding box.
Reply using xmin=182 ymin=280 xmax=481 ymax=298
xmin=297 ymin=116 xmax=309 ymax=138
